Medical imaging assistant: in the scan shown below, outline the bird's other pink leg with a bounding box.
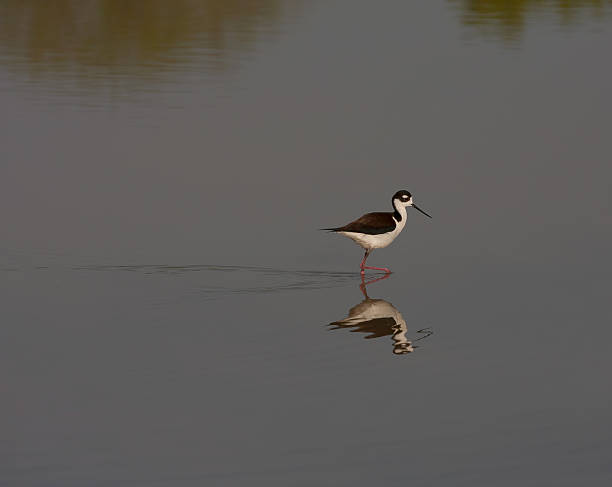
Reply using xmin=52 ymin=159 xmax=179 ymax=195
xmin=364 ymin=265 xmax=392 ymax=274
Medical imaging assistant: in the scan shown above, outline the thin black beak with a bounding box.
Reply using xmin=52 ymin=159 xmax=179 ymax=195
xmin=412 ymin=203 xmax=432 ymax=218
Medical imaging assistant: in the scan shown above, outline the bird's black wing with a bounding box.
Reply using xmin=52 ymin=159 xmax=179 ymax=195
xmin=324 ymin=212 xmax=396 ymax=235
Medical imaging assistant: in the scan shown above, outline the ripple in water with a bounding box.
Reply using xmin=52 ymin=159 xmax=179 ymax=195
xmin=74 ymin=263 xmax=359 ymax=299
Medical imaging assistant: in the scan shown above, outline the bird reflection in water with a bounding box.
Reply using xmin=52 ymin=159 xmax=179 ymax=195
xmin=328 ymin=274 xmax=432 ymax=355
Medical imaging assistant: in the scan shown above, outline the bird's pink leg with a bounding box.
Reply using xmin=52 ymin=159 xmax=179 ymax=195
xmin=359 ymin=250 xmax=370 ymax=275
xmin=360 ymin=249 xmax=391 ymax=274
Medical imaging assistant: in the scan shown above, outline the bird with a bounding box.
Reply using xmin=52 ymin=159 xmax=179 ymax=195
xmin=323 ymin=190 xmax=431 ymax=274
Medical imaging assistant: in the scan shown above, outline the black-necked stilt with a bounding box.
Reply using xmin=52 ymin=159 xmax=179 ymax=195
xmin=323 ymin=190 xmax=431 ymax=274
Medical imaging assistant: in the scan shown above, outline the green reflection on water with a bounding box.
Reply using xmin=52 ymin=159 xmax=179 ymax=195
xmin=450 ymin=0 xmax=612 ymax=40
xmin=0 ymin=0 xmax=301 ymax=86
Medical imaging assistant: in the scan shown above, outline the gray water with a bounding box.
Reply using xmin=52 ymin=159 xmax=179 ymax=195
xmin=2 ymin=1 xmax=612 ymax=486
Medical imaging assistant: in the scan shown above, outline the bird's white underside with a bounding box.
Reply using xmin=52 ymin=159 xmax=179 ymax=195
xmin=339 ymin=230 xmax=399 ymax=249
xmin=339 ymin=202 xmax=408 ymax=250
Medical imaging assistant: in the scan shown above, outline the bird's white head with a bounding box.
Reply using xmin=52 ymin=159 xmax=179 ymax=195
xmin=392 ymin=190 xmax=432 ymax=218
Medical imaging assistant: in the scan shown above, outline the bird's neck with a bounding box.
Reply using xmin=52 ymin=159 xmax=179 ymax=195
xmin=392 ymin=199 xmax=407 ymax=223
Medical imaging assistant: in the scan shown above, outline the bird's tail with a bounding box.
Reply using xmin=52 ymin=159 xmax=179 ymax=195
xmin=320 ymin=227 xmax=341 ymax=232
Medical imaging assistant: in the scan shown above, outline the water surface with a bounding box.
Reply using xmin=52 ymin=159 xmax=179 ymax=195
xmin=2 ymin=1 xmax=612 ymax=486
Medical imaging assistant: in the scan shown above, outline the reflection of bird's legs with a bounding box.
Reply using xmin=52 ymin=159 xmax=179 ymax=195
xmin=359 ymin=272 xmax=391 ymax=298
xmin=359 ymin=274 xmax=368 ymax=298
xmin=360 ymin=249 xmax=391 ymax=274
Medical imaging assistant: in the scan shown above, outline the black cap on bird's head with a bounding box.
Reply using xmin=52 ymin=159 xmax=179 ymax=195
xmin=393 ymin=190 xmax=412 ymax=203
xmin=392 ymin=190 xmax=432 ymax=218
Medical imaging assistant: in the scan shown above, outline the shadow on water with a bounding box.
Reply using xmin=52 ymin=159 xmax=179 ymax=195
xmin=449 ymin=0 xmax=612 ymax=41
xmin=328 ymin=273 xmax=433 ymax=356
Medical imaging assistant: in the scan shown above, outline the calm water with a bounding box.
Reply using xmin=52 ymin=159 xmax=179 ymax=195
xmin=2 ymin=1 xmax=612 ymax=486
